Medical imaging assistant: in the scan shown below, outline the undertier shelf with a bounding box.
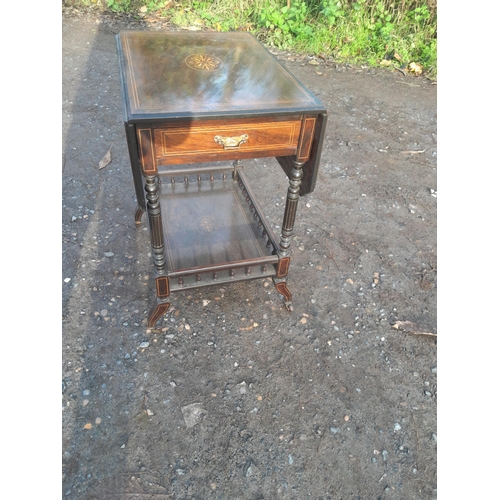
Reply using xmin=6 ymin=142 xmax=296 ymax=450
xmin=159 ymin=172 xmax=279 ymax=291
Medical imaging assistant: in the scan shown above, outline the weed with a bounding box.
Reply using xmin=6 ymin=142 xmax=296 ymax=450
xmin=106 ymin=0 xmax=131 ymax=12
xmin=65 ymin=0 xmax=437 ymax=77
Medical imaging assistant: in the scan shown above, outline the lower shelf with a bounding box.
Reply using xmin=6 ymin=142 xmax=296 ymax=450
xmin=159 ymin=173 xmax=279 ymax=292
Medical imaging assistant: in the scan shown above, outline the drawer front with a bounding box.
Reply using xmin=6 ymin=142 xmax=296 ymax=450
xmin=151 ymin=118 xmax=303 ymax=165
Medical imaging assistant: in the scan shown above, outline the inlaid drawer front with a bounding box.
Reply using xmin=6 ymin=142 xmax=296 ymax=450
xmin=152 ymin=118 xmax=303 ymax=165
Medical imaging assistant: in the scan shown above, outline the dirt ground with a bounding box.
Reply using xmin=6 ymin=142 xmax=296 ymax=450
xmin=62 ymin=7 xmax=437 ymax=499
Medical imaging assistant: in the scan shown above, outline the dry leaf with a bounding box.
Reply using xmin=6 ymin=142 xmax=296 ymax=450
xmin=408 ymin=62 xmax=423 ymax=75
xmin=380 ymin=59 xmax=392 ymax=67
xmin=394 ymin=52 xmax=402 ymax=61
xmin=98 ymin=147 xmax=112 ymax=169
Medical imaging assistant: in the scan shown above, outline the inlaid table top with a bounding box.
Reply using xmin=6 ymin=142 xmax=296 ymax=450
xmin=116 ymin=30 xmax=326 ymax=121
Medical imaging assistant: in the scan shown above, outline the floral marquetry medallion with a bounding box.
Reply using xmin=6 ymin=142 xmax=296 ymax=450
xmin=196 ymin=216 xmax=220 ymax=235
xmin=185 ymin=54 xmax=223 ymax=71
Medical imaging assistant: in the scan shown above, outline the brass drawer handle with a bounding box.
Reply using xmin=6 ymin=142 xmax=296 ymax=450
xmin=214 ymin=134 xmax=249 ymax=150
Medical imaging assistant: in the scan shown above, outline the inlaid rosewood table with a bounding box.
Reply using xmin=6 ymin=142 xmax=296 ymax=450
xmin=116 ymin=31 xmax=327 ymax=328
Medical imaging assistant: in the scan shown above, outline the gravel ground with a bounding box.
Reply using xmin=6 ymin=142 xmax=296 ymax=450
xmin=62 ymin=7 xmax=437 ymax=499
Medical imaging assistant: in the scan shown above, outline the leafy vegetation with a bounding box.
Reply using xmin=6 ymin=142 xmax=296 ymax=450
xmin=64 ymin=0 xmax=437 ymax=78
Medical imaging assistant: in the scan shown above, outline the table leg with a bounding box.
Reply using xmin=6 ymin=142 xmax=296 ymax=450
xmin=145 ymin=174 xmax=166 ymax=274
xmin=144 ymin=174 xmax=170 ymax=327
xmin=274 ymin=159 xmax=304 ymax=311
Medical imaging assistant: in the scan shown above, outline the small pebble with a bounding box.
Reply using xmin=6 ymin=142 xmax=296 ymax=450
xmin=139 ymin=342 xmax=149 ymax=348
xmin=95 ymin=417 xmax=102 ymax=425
xmin=104 ymin=252 xmax=114 ymax=257
xmin=394 ymin=423 xmax=401 ymax=431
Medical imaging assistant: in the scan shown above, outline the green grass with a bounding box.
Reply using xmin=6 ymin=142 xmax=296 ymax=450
xmin=64 ymin=0 xmax=437 ymax=78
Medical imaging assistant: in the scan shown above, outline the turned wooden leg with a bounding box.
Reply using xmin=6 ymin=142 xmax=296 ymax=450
xmin=273 ymin=159 xmax=304 ymax=312
xmin=279 ymin=159 xmax=304 ymax=259
xmin=143 ymin=176 xmax=170 ymax=326
xmin=144 ymin=174 xmax=166 ymax=274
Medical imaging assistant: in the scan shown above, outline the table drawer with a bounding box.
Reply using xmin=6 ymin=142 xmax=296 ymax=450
xmin=149 ymin=117 xmax=303 ymax=165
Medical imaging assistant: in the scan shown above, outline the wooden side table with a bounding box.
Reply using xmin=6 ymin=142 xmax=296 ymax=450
xmin=116 ymin=31 xmax=327 ymax=328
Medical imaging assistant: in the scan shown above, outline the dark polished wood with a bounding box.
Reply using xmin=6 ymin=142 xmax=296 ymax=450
xmin=117 ymin=31 xmax=325 ymax=120
xmin=116 ymin=31 xmax=327 ymax=193
xmin=116 ymin=31 xmax=327 ymax=327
